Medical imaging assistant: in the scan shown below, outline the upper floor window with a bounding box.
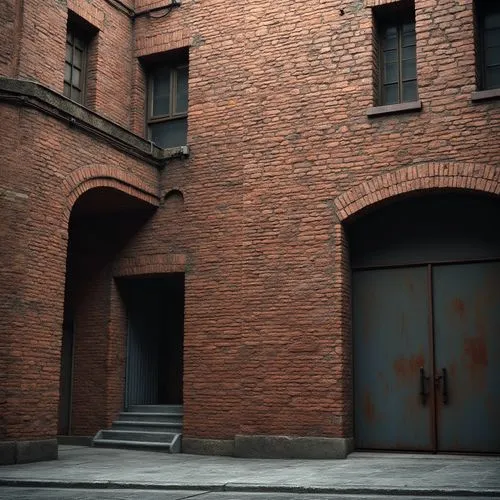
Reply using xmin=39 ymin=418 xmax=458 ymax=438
xmin=64 ymin=14 xmax=95 ymax=104
xmin=374 ymin=0 xmax=417 ymax=106
xmin=476 ymin=1 xmax=500 ymax=90
xmin=147 ymin=51 xmax=189 ymax=148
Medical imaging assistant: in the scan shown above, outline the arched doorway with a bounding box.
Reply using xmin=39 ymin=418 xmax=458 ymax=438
xmin=58 ymin=187 xmax=156 ymax=436
xmin=347 ymin=191 xmax=500 ymax=453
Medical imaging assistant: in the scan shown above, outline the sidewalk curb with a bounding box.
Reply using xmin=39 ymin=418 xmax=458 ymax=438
xmin=1 ymin=479 xmax=500 ymax=497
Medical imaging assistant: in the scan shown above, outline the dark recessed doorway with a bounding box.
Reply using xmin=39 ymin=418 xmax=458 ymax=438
xmin=119 ymin=274 xmax=184 ymax=408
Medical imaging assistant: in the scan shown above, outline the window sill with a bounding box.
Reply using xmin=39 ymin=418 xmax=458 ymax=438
xmin=471 ymin=88 xmax=500 ymax=102
xmin=366 ymin=100 xmax=422 ymax=118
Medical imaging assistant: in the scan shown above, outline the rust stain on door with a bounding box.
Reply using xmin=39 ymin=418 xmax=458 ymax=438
xmin=452 ymin=298 xmax=466 ymax=318
xmin=464 ymin=336 xmax=488 ymax=367
xmin=393 ymin=354 xmax=425 ymax=379
xmin=363 ymin=392 xmax=376 ymax=423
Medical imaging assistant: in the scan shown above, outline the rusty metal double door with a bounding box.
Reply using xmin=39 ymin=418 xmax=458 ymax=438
xmin=353 ymin=261 xmax=500 ymax=453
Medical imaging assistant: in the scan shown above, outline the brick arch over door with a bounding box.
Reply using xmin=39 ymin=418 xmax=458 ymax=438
xmin=62 ymin=165 xmax=160 ymax=225
xmin=330 ymin=161 xmax=500 ymax=439
xmin=333 ymin=162 xmax=500 ymax=223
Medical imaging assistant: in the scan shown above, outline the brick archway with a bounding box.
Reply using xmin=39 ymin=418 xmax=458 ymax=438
xmin=59 ymin=166 xmax=161 ymax=437
xmin=62 ymin=166 xmax=160 ymax=225
xmin=334 ymin=162 xmax=500 ymax=222
xmin=331 ymin=161 xmax=500 ymax=440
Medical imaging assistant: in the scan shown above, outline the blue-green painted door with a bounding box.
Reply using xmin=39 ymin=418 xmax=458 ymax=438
xmin=353 ymin=266 xmax=433 ymax=450
xmin=433 ymin=261 xmax=500 ymax=453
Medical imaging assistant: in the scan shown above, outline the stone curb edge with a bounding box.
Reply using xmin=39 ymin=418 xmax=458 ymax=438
xmin=1 ymin=479 xmax=500 ymax=497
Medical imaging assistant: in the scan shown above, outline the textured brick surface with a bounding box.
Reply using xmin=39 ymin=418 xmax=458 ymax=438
xmin=0 ymin=0 xmax=499 ymax=446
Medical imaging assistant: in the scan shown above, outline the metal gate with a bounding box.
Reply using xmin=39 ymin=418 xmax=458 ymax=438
xmin=125 ymin=308 xmax=160 ymax=408
xmin=353 ymin=261 xmax=500 ymax=452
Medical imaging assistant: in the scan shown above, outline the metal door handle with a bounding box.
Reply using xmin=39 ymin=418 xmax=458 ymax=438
xmin=435 ymin=368 xmax=449 ymax=405
xmin=442 ymin=368 xmax=448 ymax=404
xmin=419 ymin=367 xmax=429 ymax=405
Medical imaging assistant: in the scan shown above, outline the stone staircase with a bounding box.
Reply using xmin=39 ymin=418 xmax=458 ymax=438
xmin=93 ymin=405 xmax=183 ymax=453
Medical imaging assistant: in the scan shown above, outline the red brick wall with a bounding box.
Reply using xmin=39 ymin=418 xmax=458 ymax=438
xmin=10 ymin=0 xmax=134 ymax=127
xmin=127 ymin=0 xmax=499 ymax=440
xmin=1 ymin=0 xmax=499 ymax=444
xmin=0 ymin=103 xmax=158 ymax=439
xmin=0 ymin=0 xmax=19 ymax=77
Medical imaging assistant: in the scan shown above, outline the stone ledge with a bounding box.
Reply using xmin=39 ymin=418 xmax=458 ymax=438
xmin=366 ymin=100 xmax=422 ymax=118
xmin=0 ymin=77 xmax=189 ymax=168
xmin=182 ymin=435 xmax=354 ymax=459
xmin=234 ymin=435 xmax=354 ymax=459
xmin=471 ymin=88 xmax=500 ymax=102
xmin=182 ymin=437 xmax=235 ymax=456
xmin=57 ymin=435 xmax=93 ymax=447
xmin=0 ymin=439 xmax=58 ymax=465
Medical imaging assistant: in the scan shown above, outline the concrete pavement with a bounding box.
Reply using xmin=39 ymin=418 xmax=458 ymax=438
xmin=0 ymin=446 xmax=499 ymax=497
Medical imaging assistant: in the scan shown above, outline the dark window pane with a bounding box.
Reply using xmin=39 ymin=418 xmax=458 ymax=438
xmin=382 ymin=28 xmax=397 ymax=50
xmin=64 ymin=82 xmax=71 ymax=97
xmin=485 ymin=28 xmax=500 ymax=48
xmin=383 ymin=83 xmax=399 ymax=105
xmin=485 ymin=47 xmax=500 ymax=67
xmin=67 ymin=31 xmax=73 ymax=43
xmin=402 ymin=22 xmax=415 ymax=34
xmin=72 ymin=67 xmax=81 ymax=87
xmin=384 ymin=61 xmax=398 ymax=83
xmin=175 ymin=67 xmax=189 ymax=114
xmin=486 ymin=67 xmax=500 ymax=88
xmin=384 ymin=48 xmax=398 ymax=63
xmin=149 ymin=118 xmax=187 ymax=148
xmin=74 ymin=35 xmax=84 ymax=50
xmin=152 ymin=69 xmax=171 ymax=117
xmin=484 ymin=13 xmax=500 ymax=30
xmin=74 ymin=48 xmax=83 ymax=69
xmin=64 ymin=62 xmax=72 ymax=83
xmin=402 ymin=80 xmax=417 ymax=102
xmin=72 ymin=88 xmax=82 ymax=103
xmin=402 ymin=31 xmax=416 ymax=47
xmin=65 ymin=43 xmax=73 ymax=63
xmin=402 ymin=59 xmax=417 ymax=80
xmin=403 ymin=45 xmax=416 ymax=60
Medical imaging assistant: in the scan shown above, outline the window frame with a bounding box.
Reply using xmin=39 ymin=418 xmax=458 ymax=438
xmin=146 ymin=61 xmax=189 ymax=148
xmin=374 ymin=0 xmax=418 ymax=107
xmin=64 ymin=19 xmax=89 ymax=104
xmin=476 ymin=1 xmax=500 ymax=91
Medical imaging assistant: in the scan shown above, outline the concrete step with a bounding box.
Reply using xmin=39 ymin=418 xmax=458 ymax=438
xmin=111 ymin=420 xmax=182 ymax=433
xmin=92 ymin=405 xmax=183 ymax=453
xmin=99 ymin=429 xmax=177 ymax=443
xmin=126 ymin=405 xmax=183 ymax=413
xmin=116 ymin=412 xmax=183 ymax=423
xmin=93 ymin=436 xmax=181 ymax=453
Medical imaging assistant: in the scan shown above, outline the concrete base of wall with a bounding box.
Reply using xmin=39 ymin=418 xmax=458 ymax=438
xmin=234 ymin=435 xmax=354 ymax=459
xmin=0 ymin=439 xmax=58 ymax=465
xmin=182 ymin=438 xmax=235 ymax=456
xmin=57 ymin=435 xmax=93 ymax=447
xmin=182 ymin=435 xmax=354 ymax=459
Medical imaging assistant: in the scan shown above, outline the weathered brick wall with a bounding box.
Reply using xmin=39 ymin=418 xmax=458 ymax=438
xmin=0 ymin=102 xmax=158 ymax=439
xmin=1 ymin=0 xmax=499 ymax=444
xmin=10 ymin=0 xmax=134 ymax=127
xmin=128 ymin=0 xmax=499 ymax=440
xmin=0 ymin=0 xmax=19 ymax=77
xmin=69 ymin=0 xmax=134 ymax=127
